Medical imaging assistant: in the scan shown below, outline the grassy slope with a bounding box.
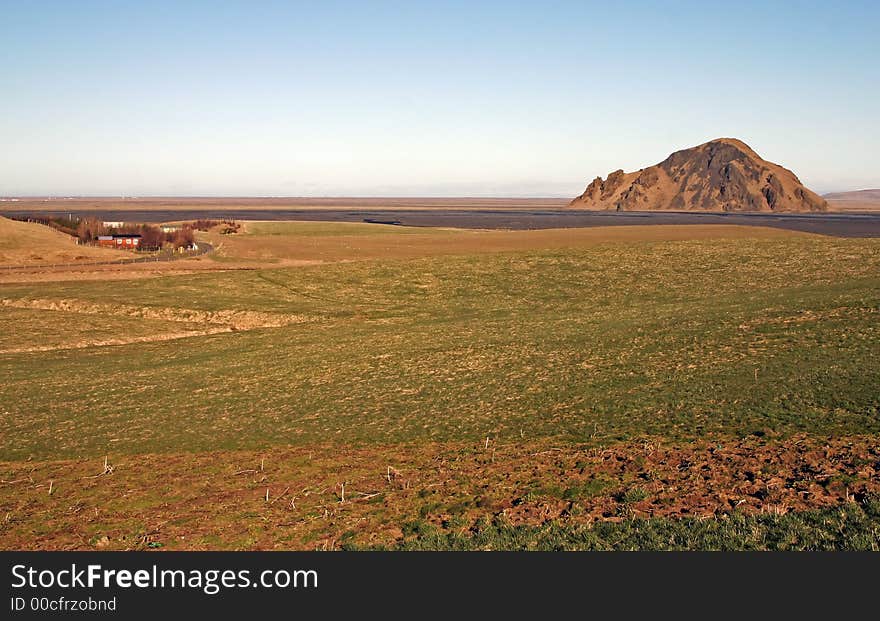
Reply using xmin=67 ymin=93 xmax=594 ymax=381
xmin=1 ymin=224 xmax=879 ymax=549
xmin=242 ymin=221 xmax=450 ymax=236
xmin=1 ymin=231 xmax=878 ymax=460
xmin=0 ymin=216 xmax=123 ymax=265
xmin=201 ymin=221 xmax=798 ymax=264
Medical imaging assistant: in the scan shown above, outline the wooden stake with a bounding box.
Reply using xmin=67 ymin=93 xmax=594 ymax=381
xmin=83 ymin=456 xmax=114 ymax=479
xmin=270 ymin=487 xmax=290 ymax=505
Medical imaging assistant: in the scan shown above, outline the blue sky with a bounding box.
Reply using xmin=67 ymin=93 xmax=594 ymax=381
xmin=1 ymin=1 xmax=877 ymax=196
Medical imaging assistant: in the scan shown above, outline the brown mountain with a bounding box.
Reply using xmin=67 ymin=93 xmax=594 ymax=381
xmin=569 ymin=138 xmax=828 ymax=212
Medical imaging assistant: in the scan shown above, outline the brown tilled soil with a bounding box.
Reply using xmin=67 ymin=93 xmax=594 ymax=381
xmin=1 ymin=435 xmax=877 ymax=550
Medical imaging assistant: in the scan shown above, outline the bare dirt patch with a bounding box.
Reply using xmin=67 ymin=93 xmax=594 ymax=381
xmin=0 ymin=327 xmax=234 ymax=355
xmin=0 ymin=297 xmax=319 ymax=353
xmin=1 ymin=297 xmax=310 ymax=329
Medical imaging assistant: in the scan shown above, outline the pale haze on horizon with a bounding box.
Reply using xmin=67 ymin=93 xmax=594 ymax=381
xmin=1 ymin=0 xmax=878 ymax=197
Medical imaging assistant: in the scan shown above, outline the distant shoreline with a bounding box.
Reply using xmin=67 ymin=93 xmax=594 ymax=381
xmin=4 ymin=206 xmax=880 ymax=238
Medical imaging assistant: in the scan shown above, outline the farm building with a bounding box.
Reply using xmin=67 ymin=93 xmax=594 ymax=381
xmin=102 ymin=221 xmax=125 ymax=229
xmin=160 ymin=224 xmax=181 ymax=233
xmin=97 ymin=234 xmax=142 ymax=249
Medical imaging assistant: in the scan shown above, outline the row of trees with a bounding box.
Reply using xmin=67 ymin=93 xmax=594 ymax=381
xmin=191 ymin=219 xmax=241 ymax=234
xmin=76 ymin=218 xmax=195 ymax=250
xmin=9 ymin=215 xmax=79 ymax=236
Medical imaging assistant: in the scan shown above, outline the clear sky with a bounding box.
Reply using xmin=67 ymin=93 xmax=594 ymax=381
xmin=1 ymin=0 xmax=877 ymax=197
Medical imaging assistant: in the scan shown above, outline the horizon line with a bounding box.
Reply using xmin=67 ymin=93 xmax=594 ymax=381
xmin=2 ymin=190 xmax=876 ymax=200
xmin=0 ymin=195 xmax=576 ymax=200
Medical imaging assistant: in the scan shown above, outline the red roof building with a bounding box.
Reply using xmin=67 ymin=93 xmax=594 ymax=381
xmin=97 ymin=234 xmax=141 ymax=249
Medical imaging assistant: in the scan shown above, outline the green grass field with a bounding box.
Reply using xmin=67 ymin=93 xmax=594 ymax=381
xmin=366 ymin=495 xmax=880 ymax=551
xmin=1 ymin=224 xmax=879 ymax=549
xmin=242 ymin=221 xmax=453 ymax=237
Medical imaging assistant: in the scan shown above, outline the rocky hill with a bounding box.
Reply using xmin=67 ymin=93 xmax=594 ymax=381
xmin=570 ymin=138 xmax=828 ymax=212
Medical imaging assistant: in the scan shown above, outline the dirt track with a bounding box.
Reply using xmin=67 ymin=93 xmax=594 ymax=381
xmin=0 ymin=240 xmax=213 ymax=272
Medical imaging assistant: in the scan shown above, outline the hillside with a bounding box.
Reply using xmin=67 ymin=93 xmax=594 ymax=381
xmin=0 ymin=216 xmax=122 ymax=266
xmin=570 ymin=138 xmax=828 ymax=212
